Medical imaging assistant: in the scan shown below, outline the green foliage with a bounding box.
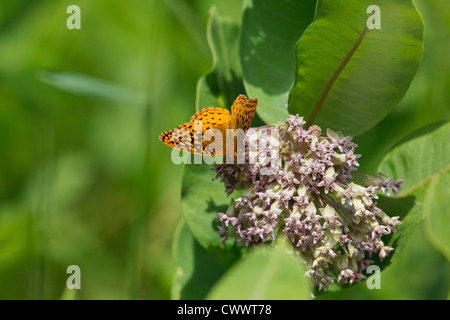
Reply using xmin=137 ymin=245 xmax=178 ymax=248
xmin=38 ymin=70 xmax=146 ymax=106
xmin=424 ymin=174 xmax=450 ymax=262
xmin=289 ymin=0 xmax=424 ymax=136
xmin=171 ymin=220 xmax=226 ymax=300
xmin=378 ymin=122 xmax=450 ymax=261
xmin=181 ymin=163 xmax=244 ymax=268
xmin=207 ymin=241 xmax=310 ymax=300
xmin=240 ymin=0 xmax=316 ymax=123
xmin=196 ymin=6 xmax=244 ymax=111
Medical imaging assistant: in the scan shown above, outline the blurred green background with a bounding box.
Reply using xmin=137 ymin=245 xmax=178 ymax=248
xmin=0 ymin=0 xmax=448 ymax=299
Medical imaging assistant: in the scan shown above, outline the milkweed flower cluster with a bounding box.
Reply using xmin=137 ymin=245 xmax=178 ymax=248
xmin=212 ymin=115 xmax=403 ymax=291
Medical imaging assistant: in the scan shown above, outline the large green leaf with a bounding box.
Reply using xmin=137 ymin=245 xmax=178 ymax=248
xmin=195 ymin=6 xmax=245 ymax=112
xmin=424 ymin=170 xmax=450 ymax=262
xmin=207 ymin=243 xmax=310 ymax=300
xmin=171 ymin=220 xmax=226 ymax=300
xmin=289 ymin=0 xmax=424 ymax=136
xmin=377 ymin=122 xmax=450 ymax=261
xmin=240 ymin=0 xmax=316 ymax=123
xmin=181 ymin=163 xmax=243 ymax=267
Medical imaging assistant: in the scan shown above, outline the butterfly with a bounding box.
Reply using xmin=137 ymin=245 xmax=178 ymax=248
xmin=159 ymin=94 xmax=258 ymax=157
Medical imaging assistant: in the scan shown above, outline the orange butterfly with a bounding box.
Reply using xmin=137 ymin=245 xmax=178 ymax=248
xmin=159 ymin=94 xmax=258 ymax=157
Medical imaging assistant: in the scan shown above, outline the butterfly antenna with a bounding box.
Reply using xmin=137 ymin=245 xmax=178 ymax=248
xmin=212 ymin=164 xmax=225 ymax=181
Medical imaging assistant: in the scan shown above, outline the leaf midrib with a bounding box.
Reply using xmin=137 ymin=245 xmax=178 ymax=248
xmin=398 ymin=164 xmax=450 ymax=198
xmin=380 ymin=164 xmax=450 ymax=211
xmin=249 ymin=253 xmax=279 ymax=299
xmin=306 ymin=26 xmax=368 ymax=127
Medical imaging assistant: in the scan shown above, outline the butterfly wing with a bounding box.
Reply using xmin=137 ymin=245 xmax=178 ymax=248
xmin=230 ymin=94 xmax=258 ymax=131
xmin=191 ymin=107 xmax=231 ymax=156
xmin=190 ymin=107 xmax=231 ymax=133
xmin=159 ymin=107 xmax=231 ymax=156
xmin=159 ymin=122 xmax=203 ymax=155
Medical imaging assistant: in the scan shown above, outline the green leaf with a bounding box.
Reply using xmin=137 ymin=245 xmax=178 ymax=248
xmin=195 ymin=6 xmax=245 ymax=112
xmin=207 ymin=244 xmax=310 ymax=300
xmin=424 ymin=172 xmax=450 ymax=262
xmin=289 ymin=0 xmax=424 ymax=136
xmin=182 ymin=163 xmax=244 ymax=267
xmin=377 ymin=122 xmax=450 ymax=262
xmin=240 ymin=0 xmax=316 ymax=123
xmin=171 ymin=220 xmax=226 ymax=300
xmin=38 ymin=70 xmax=146 ymax=106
